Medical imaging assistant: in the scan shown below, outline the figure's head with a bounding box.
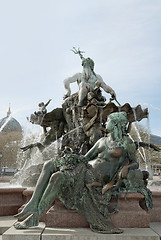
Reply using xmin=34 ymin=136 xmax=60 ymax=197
xmin=38 ymin=102 xmax=45 ymax=107
xmin=82 ymin=57 xmax=95 ymax=71
xmin=71 ymin=47 xmax=95 ymax=72
xmin=106 ymin=112 xmax=128 ymax=140
xmin=71 ymin=48 xmax=95 ymax=76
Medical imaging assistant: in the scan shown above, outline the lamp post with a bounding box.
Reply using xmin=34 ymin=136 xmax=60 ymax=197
xmin=0 ymin=152 xmax=3 ymax=176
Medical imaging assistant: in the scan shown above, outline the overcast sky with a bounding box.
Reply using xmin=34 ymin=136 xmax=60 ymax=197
xmin=0 ymin=0 xmax=161 ymax=136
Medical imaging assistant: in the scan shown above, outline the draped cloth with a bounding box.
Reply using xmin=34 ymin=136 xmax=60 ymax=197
xmin=58 ymin=161 xmax=152 ymax=233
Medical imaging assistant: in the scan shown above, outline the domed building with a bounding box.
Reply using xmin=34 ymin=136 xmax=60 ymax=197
xmin=0 ymin=106 xmax=23 ymax=168
xmin=0 ymin=107 xmax=22 ymax=133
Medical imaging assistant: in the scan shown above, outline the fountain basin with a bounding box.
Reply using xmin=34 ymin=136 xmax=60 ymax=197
xmin=0 ymin=187 xmax=161 ymax=228
xmin=0 ymin=187 xmax=26 ymax=216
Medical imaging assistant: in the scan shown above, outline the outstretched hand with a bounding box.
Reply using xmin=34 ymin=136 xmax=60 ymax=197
xmin=111 ymin=93 xmax=116 ymax=100
xmin=102 ymin=180 xmax=115 ymax=195
xmin=63 ymin=93 xmax=70 ymax=100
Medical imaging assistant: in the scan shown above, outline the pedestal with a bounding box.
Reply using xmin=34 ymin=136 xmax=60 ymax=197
xmin=150 ymin=191 xmax=161 ymax=222
xmin=45 ymin=199 xmax=89 ymax=228
xmin=111 ymin=192 xmax=150 ymax=228
xmin=45 ymin=192 xmax=150 ymax=228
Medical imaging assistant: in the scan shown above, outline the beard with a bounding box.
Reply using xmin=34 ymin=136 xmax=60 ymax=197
xmin=82 ymin=67 xmax=92 ymax=80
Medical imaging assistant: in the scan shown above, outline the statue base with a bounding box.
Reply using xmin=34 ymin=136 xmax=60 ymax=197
xmin=2 ymin=188 xmax=159 ymax=228
xmin=45 ymin=192 xmax=150 ymax=228
xmin=110 ymin=192 xmax=150 ymax=228
xmin=45 ymin=199 xmax=89 ymax=228
xmin=150 ymin=191 xmax=161 ymax=222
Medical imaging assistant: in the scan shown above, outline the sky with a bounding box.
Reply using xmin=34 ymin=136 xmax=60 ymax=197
xmin=0 ymin=0 xmax=161 ymax=136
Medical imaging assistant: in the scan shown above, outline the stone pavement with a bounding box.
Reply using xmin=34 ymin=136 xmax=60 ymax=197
xmin=0 ymin=216 xmax=161 ymax=240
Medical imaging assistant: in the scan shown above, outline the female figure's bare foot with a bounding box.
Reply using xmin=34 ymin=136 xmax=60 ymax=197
xmin=90 ymin=223 xmax=123 ymax=234
xmin=14 ymin=201 xmax=37 ymax=220
xmin=14 ymin=213 xmax=39 ymax=229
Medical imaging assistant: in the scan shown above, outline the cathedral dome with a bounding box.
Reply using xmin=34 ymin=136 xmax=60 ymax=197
xmin=0 ymin=106 xmax=22 ymax=133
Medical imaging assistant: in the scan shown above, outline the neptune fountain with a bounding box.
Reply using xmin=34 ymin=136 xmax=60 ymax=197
xmin=13 ymin=48 xmax=159 ymax=233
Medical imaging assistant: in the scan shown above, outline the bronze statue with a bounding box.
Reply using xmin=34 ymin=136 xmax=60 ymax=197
xmin=13 ymin=49 xmax=156 ymax=233
xmin=14 ymin=112 xmax=152 ymax=233
xmin=64 ymin=48 xmax=116 ymax=107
